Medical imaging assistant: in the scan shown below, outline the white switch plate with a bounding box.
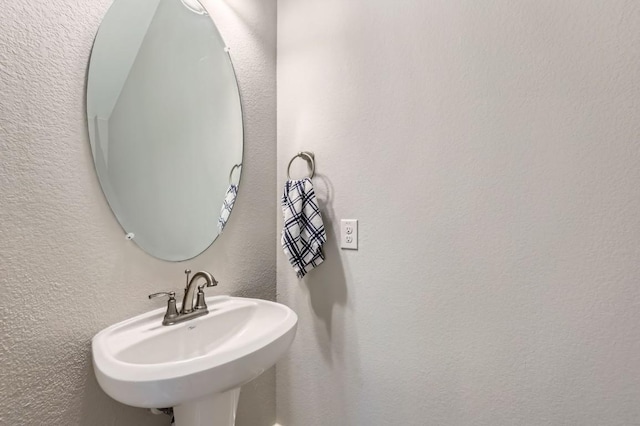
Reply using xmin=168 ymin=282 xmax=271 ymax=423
xmin=340 ymin=219 xmax=358 ymax=250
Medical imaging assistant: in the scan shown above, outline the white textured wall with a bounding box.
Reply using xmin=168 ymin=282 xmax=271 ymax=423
xmin=0 ymin=0 xmax=276 ymax=424
xmin=277 ymin=1 xmax=640 ymax=425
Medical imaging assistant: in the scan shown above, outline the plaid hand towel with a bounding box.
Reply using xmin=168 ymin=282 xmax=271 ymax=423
xmin=281 ymin=178 xmax=326 ymax=278
xmin=218 ymin=184 xmax=238 ymax=234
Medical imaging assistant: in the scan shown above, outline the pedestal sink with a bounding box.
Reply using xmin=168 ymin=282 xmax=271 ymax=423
xmin=92 ymin=296 xmax=297 ymax=426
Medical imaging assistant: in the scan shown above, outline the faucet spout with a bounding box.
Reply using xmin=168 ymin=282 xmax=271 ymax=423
xmin=181 ymin=270 xmax=218 ymax=314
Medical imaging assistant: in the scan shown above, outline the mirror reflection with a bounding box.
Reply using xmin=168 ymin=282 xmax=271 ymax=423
xmin=87 ymin=0 xmax=243 ymax=261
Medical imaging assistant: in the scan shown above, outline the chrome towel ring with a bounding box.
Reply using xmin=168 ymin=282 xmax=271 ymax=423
xmin=287 ymin=151 xmax=315 ymax=180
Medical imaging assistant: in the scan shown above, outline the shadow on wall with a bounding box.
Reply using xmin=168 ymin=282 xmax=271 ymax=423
xmin=207 ymin=0 xmax=275 ymax=54
xmin=300 ymin=172 xmax=348 ymax=361
xmin=79 ymin=347 xmax=165 ymax=425
xmin=282 ymin=171 xmax=363 ymax=423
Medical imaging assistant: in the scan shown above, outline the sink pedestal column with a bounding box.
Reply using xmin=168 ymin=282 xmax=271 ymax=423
xmin=173 ymin=388 xmax=241 ymax=426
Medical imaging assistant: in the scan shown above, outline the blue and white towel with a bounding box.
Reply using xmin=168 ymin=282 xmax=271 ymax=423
xmin=218 ymin=184 xmax=238 ymax=234
xmin=281 ymin=178 xmax=326 ymax=278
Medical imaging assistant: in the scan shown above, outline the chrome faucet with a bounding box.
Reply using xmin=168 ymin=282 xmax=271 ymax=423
xmin=181 ymin=269 xmax=218 ymax=313
xmin=148 ymin=269 xmax=218 ymax=326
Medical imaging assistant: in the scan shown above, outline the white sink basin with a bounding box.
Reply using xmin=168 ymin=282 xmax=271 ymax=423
xmin=92 ymin=296 xmax=297 ymax=426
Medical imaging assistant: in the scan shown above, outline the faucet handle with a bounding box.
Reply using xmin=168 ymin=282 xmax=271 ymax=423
xmin=148 ymin=291 xmax=179 ymax=324
xmin=148 ymin=291 xmax=176 ymax=300
xmin=194 ymin=280 xmax=218 ymax=311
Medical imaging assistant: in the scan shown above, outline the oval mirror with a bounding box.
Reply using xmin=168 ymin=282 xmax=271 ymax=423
xmin=87 ymin=0 xmax=243 ymax=261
